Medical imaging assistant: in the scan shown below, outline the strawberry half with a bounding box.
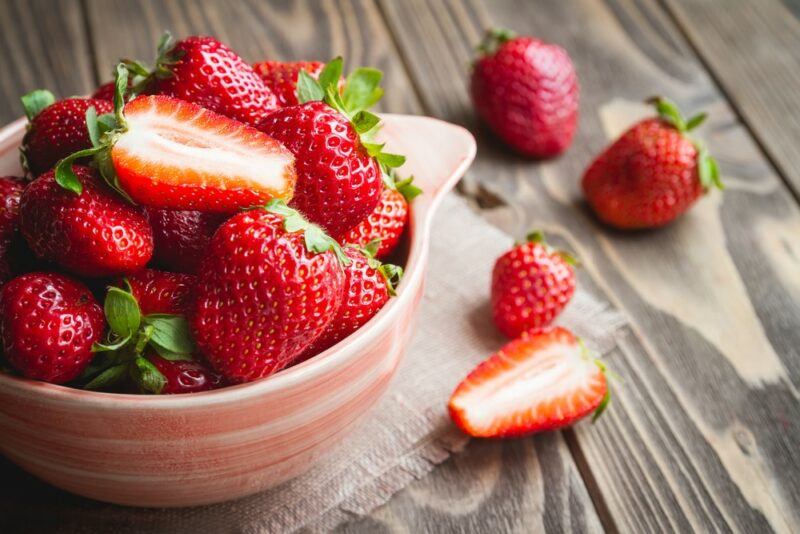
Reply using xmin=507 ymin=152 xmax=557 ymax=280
xmin=55 ymin=66 xmax=296 ymax=212
xmin=448 ymin=327 xmax=609 ymax=438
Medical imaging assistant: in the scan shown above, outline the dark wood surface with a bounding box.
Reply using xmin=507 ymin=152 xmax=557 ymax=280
xmin=0 ymin=1 xmax=798 ymax=532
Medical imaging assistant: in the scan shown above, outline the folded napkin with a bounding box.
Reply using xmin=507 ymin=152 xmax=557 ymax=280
xmin=3 ymin=194 xmax=626 ymax=533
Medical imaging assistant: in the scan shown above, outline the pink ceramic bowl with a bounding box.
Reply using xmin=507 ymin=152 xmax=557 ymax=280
xmin=0 ymin=114 xmax=475 ymax=507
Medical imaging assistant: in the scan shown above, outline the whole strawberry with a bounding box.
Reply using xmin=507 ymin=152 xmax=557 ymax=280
xmin=259 ymin=57 xmax=404 ymax=239
xmin=342 ymin=175 xmax=420 ymax=259
xmin=470 ymin=28 xmax=578 ymax=158
xmin=132 ymin=34 xmax=278 ymax=126
xmin=191 ymin=200 xmax=346 ymax=382
xmin=19 ymin=165 xmax=153 ymax=277
xmin=254 ymin=60 xmax=325 ymax=107
xmin=147 ymin=353 xmax=225 ymax=394
xmin=123 ymin=269 xmax=195 ymax=315
xmin=20 ymin=90 xmax=113 ymax=176
xmin=582 ymin=98 xmax=722 ymax=229
xmin=0 ymin=176 xmax=25 ymax=286
xmin=0 ymin=272 xmax=105 ymax=383
xmin=491 ymin=231 xmax=576 ymax=338
xmin=145 ymin=208 xmax=228 ymax=273
xmin=299 ymin=245 xmax=401 ymax=360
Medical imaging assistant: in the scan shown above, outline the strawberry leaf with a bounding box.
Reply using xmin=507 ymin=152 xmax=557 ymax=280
xmin=84 ymin=363 xmax=128 ymax=390
xmin=592 ymin=387 xmax=611 ymax=423
xmin=343 ymin=67 xmax=383 ymax=113
xmin=697 ymin=145 xmax=724 ymax=191
xmin=685 ymin=112 xmax=707 ymax=132
xmin=297 ymin=69 xmax=325 ymax=104
xmin=264 ymin=199 xmax=351 ymax=266
xmin=378 ymin=263 xmax=404 ymax=297
xmin=395 ymin=176 xmax=422 ymax=202
xmin=144 ymin=314 xmax=195 ymax=355
xmin=476 ymin=27 xmax=516 ymax=55
xmin=351 ymin=110 xmax=381 ymax=135
xmin=375 ymin=151 xmax=405 ymax=169
xmin=317 ymin=56 xmax=343 ymax=92
xmin=113 ymin=63 xmax=129 ymax=127
xmin=649 ymin=96 xmax=686 ymax=131
xmin=92 ymin=334 xmax=131 ymax=353
xmin=20 ymin=89 xmax=55 ymax=121
xmin=105 ymin=286 xmax=142 ymax=339
xmin=86 ymin=106 xmax=101 ymax=148
xmin=152 ymin=346 xmax=194 ymax=362
xmin=131 ymin=356 xmax=167 ymax=394
xmin=54 ymin=147 xmax=101 ymax=195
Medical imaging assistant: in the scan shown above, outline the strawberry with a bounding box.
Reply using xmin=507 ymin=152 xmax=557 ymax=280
xmin=299 ymin=244 xmax=402 ymax=360
xmin=582 ymin=98 xmax=722 ymax=229
xmin=56 ymin=68 xmax=296 ymax=212
xmin=122 ymin=269 xmax=195 ymax=315
xmin=92 ymin=81 xmax=116 ymax=101
xmin=0 ymin=176 xmax=25 ymax=286
xmin=128 ymin=33 xmax=278 ymax=126
xmin=470 ymin=28 xmax=578 ymax=158
xmin=19 ymin=165 xmax=153 ymax=277
xmin=342 ymin=174 xmax=421 ymax=259
xmin=191 ymin=200 xmax=347 ymax=382
xmin=19 ymin=90 xmax=113 ymax=176
xmin=491 ymin=231 xmax=576 ymax=338
xmin=254 ymin=60 xmax=326 ymax=107
xmin=0 ymin=272 xmax=105 ymax=383
xmin=448 ymin=327 xmax=609 ymax=438
xmin=145 ymin=208 xmax=228 ymax=273
xmin=146 ymin=353 xmax=225 ymax=394
xmin=258 ymin=57 xmax=405 ymax=239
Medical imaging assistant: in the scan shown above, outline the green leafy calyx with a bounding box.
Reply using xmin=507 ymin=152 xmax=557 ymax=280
xmin=351 ymin=240 xmax=404 ymax=296
xmin=523 ymin=230 xmax=580 ymax=266
xmin=476 ymin=27 xmax=516 ymax=56
xmin=265 ymin=199 xmax=351 ymax=266
xmin=20 ymin=89 xmax=56 ymax=121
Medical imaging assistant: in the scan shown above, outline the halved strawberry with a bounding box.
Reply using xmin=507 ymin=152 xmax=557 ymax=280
xmin=448 ymin=327 xmax=609 ymax=438
xmin=55 ymin=66 xmax=296 ymax=212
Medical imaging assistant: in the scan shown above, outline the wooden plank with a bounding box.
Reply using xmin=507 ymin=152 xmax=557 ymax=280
xmin=661 ymin=0 xmax=800 ymax=198
xmin=378 ymin=0 xmax=800 ymax=532
xmin=0 ymin=1 xmax=603 ymax=533
xmin=0 ymin=0 xmax=95 ymax=122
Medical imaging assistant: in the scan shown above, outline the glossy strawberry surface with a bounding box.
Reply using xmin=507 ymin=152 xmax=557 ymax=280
xmin=582 ymin=118 xmax=704 ymax=229
xmin=147 ymin=353 xmax=225 ymax=394
xmin=0 ymin=177 xmax=25 ymax=286
xmin=254 ymin=60 xmax=325 ymax=107
xmin=191 ymin=209 xmax=344 ymax=382
xmin=491 ymin=235 xmax=575 ymax=338
xmin=0 ymin=272 xmax=105 ymax=383
xmin=259 ymin=101 xmax=382 ymax=239
xmin=471 ymin=33 xmax=578 ymax=158
xmin=153 ymin=36 xmax=278 ymax=126
xmin=145 ymin=208 xmax=227 ymax=273
xmin=342 ymin=187 xmax=408 ymax=259
xmin=19 ymin=166 xmax=153 ymax=277
xmin=124 ymin=269 xmax=195 ymax=315
xmin=22 ymin=97 xmax=113 ymax=176
xmin=91 ymin=81 xmax=116 ymax=101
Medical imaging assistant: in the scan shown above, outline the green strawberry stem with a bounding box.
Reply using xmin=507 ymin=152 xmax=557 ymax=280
xmin=476 ymin=27 xmax=516 ymax=56
xmin=648 ymin=96 xmax=723 ymax=192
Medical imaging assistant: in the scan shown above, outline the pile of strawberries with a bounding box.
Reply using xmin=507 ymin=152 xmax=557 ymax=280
xmin=447 ymin=28 xmax=722 ymax=439
xmin=0 ymin=34 xmax=416 ymax=394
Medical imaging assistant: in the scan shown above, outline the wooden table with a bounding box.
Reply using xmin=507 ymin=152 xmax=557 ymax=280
xmin=1 ymin=1 xmax=798 ymax=532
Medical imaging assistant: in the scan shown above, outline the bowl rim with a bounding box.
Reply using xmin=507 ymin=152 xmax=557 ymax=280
xmin=0 ymin=113 xmax=476 ymax=409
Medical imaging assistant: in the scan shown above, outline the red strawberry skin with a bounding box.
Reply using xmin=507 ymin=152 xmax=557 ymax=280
xmin=254 ymin=60 xmax=325 ymax=107
xmin=342 ymin=188 xmax=408 ymax=259
xmin=124 ymin=269 xmax=195 ymax=315
xmin=145 ymin=208 xmax=227 ymax=273
xmin=259 ymin=101 xmax=383 ymax=239
xmin=191 ymin=209 xmax=344 ymax=382
xmin=0 ymin=177 xmax=25 ymax=286
xmin=92 ymin=81 xmax=116 ymax=101
xmin=111 ymin=95 xmax=296 ymax=212
xmin=153 ymin=36 xmax=278 ymax=126
xmin=22 ymin=98 xmax=113 ymax=176
xmin=471 ymin=35 xmax=578 ymax=158
xmin=491 ymin=237 xmax=575 ymax=338
xmin=19 ymin=166 xmax=153 ymax=277
xmin=448 ymin=327 xmax=607 ymax=438
xmin=582 ymin=118 xmax=703 ymax=229
xmin=299 ymin=247 xmax=390 ymax=360
xmin=0 ymin=272 xmax=105 ymax=383
xmin=147 ymin=353 xmax=225 ymax=394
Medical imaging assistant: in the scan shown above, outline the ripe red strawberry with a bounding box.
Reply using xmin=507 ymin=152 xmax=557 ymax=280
xmin=448 ymin=327 xmax=609 ymax=438
xmin=470 ymin=28 xmax=578 ymax=158
xmin=342 ymin=175 xmax=420 ymax=259
xmin=146 ymin=353 xmax=225 ymax=394
xmin=19 ymin=165 xmax=153 ymax=277
xmin=191 ymin=200 xmax=346 ymax=382
xmin=123 ymin=269 xmax=195 ymax=315
xmin=58 ymin=90 xmax=296 ymax=212
xmin=299 ymin=245 xmax=401 ymax=360
xmin=0 ymin=272 xmax=105 ymax=383
xmin=0 ymin=177 xmax=25 ymax=286
xmin=92 ymin=81 xmax=116 ymax=101
xmin=254 ymin=60 xmax=325 ymax=107
xmin=135 ymin=34 xmax=278 ymax=126
xmin=259 ymin=57 xmax=404 ymax=239
xmin=145 ymin=208 xmax=228 ymax=273
xmin=582 ymin=98 xmax=722 ymax=229
xmin=20 ymin=90 xmax=113 ymax=176
xmin=491 ymin=231 xmax=576 ymax=338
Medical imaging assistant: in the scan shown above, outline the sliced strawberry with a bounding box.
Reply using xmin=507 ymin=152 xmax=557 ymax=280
xmin=448 ymin=327 xmax=608 ymax=438
xmin=108 ymin=95 xmax=296 ymax=211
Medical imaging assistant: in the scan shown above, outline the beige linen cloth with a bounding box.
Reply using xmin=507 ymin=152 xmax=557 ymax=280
xmin=6 ymin=194 xmax=626 ymax=532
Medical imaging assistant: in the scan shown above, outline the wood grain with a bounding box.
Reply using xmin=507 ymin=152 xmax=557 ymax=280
xmin=379 ymin=0 xmax=800 ymax=532
xmin=662 ymin=0 xmax=800 ymax=198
